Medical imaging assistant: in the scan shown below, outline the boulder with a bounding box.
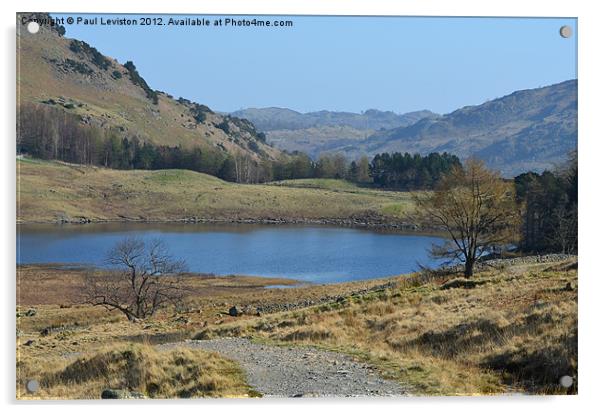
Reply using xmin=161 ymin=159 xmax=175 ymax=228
xmin=101 ymin=389 xmax=146 ymax=399
xmin=440 ymin=278 xmax=480 ymax=290
xmin=229 ymin=306 xmax=241 ymax=317
xmin=564 ymin=282 xmax=576 ymax=291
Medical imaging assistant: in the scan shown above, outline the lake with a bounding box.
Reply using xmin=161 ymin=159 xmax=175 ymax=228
xmin=17 ymin=223 xmax=447 ymax=284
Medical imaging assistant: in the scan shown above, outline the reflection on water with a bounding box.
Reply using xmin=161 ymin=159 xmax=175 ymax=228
xmin=17 ymin=223 xmax=446 ymax=284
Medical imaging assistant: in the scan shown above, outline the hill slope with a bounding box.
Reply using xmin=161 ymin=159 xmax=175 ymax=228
xmin=231 ymin=107 xmax=437 ymax=158
xmin=17 ymin=158 xmax=414 ymax=224
xmin=17 ymin=13 xmax=281 ymax=163
xmin=333 ymin=80 xmax=577 ymax=175
xmin=195 ymin=258 xmax=577 ymax=395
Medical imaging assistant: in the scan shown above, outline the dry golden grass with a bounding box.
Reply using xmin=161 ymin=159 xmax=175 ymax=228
xmin=17 ymin=264 xmax=297 ymax=307
xmin=17 ymin=260 xmax=577 ymax=397
xmin=17 ymin=343 xmax=250 ymax=399
xmin=16 ymin=264 xmax=406 ymax=355
xmin=16 ymin=264 xmax=402 ymax=399
xmin=194 ymin=261 xmax=578 ymax=395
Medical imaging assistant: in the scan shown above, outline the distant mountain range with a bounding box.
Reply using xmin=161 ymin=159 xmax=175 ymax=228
xmin=233 ymin=80 xmax=577 ymax=176
xmin=230 ymin=107 xmax=437 ymax=131
xmin=230 ymin=108 xmax=438 ymax=158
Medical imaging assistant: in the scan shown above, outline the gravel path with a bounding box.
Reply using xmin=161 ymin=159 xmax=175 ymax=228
xmin=159 ymin=338 xmax=409 ymax=397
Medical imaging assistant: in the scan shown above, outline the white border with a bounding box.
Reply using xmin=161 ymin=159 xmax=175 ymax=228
xmin=2 ymin=1 xmax=601 ymax=412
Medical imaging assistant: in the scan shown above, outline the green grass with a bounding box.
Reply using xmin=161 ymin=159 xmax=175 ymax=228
xmin=16 ymin=156 xmax=46 ymax=165
xmin=144 ymin=169 xmax=222 ymax=186
xmin=381 ymin=202 xmax=411 ymax=217
xmin=17 ymin=159 xmax=416 ymax=224
xmin=269 ymin=178 xmax=367 ymax=191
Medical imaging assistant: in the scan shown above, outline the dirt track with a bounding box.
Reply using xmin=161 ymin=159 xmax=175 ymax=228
xmin=160 ymin=338 xmax=409 ymax=397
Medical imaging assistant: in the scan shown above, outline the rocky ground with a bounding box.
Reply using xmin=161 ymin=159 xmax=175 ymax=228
xmin=236 ymin=280 xmax=399 ymax=315
xmin=159 ymin=338 xmax=409 ymax=397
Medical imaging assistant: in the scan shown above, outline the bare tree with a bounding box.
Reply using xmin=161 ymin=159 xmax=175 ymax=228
xmin=548 ymin=204 xmax=578 ymax=254
xmin=84 ymin=238 xmax=187 ymax=321
xmin=412 ymin=158 xmax=520 ymax=277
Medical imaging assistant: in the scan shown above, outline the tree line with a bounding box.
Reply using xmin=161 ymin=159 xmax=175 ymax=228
xmin=271 ymin=153 xmax=371 ymax=182
xmin=370 ymin=152 xmax=462 ymax=190
xmin=514 ymin=153 xmax=577 ymax=254
xmin=17 ymin=103 xmax=282 ymax=183
xmin=18 ymin=103 xmax=224 ymax=175
xmin=17 ymin=103 xmax=459 ymax=190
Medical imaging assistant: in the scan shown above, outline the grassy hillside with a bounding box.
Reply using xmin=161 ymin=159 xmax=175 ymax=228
xmin=17 ymin=158 xmax=415 ymax=224
xmin=268 ymin=178 xmax=375 ymax=191
xmin=17 ymin=14 xmax=280 ymax=162
xmin=18 ymin=343 xmax=251 ymax=399
xmin=195 ymin=259 xmax=578 ymax=395
xmin=17 ymin=259 xmax=577 ymax=397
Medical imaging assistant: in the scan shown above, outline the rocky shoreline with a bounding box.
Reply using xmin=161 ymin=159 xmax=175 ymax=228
xmin=18 ymin=214 xmax=428 ymax=233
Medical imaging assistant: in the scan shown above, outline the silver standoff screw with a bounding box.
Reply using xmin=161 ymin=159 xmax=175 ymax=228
xmin=559 ymin=25 xmax=572 ymax=38
xmin=559 ymin=375 xmax=573 ymax=388
xmin=26 ymin=379 xmax=39 ymax=393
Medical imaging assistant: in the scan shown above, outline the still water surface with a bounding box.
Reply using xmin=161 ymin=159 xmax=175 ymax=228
xmin=17 ymin=223 xmax=446 ymax=283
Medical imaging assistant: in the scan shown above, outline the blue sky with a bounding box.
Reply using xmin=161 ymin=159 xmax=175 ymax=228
xmin=51 ymin=14 xmax=577 ymax=115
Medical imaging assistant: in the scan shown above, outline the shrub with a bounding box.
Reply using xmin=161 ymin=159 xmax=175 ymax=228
xmin=216 ymin=119 xmax=230 ymax=134
xmin=69 ymin=40 xmax=112 ymax=70
xmin=440 ymin=278 xmax=483 ymax=290
xmin=248 ymin=140 xmax=261 ymax=154
xmin=123 ymin=61 xmax=158 ymax=105
xmin=62 ymin=58 xmax=94 ymax=75
xmin=190 ymin=103 xmax=213 ymax=124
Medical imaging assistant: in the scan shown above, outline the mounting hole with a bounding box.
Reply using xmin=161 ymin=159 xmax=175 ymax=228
xmin=27 ymin=21 xmax=40 ymax=34
xmin=559 ymin=25 xmax=572 ymax=38
xmin=26 ymin=379 xmax=39 ymax=393
xmin=559 ymin=375 xmax=573 ymax=388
